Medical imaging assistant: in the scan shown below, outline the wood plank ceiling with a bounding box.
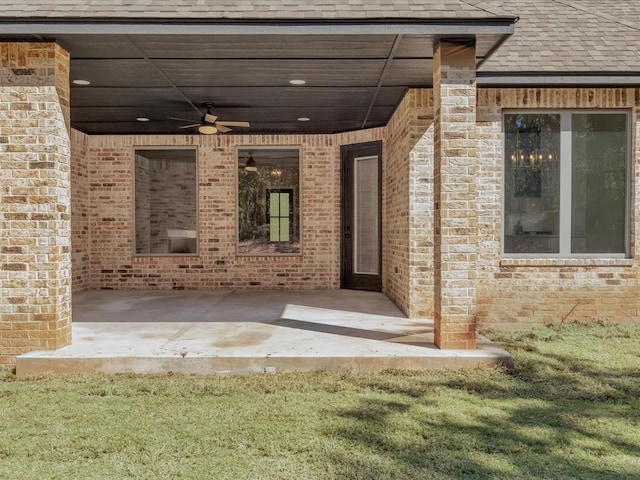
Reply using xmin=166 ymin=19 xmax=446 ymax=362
xmin=24 ymin=32 xmax=504 ymax=134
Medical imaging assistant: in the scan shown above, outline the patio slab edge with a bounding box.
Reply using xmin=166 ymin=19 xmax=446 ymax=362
xmin=16 ymin=344 xmax=513 ymax=376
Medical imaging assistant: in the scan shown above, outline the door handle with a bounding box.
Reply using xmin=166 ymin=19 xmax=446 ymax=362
xmin=344 ymin=234 xmax=351 ymax=238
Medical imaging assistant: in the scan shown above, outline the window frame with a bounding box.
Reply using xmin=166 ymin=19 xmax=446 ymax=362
xmin=501 ymin=110 xmax=632 ymax=259
xmin=132 ymin=146 xmax=199 ymax=257
xmin=235 ymin=146 xmax=303 ymax=257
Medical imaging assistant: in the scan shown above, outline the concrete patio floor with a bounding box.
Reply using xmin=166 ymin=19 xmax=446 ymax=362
xmin=16 ymin=290 xmax=512 ymax=375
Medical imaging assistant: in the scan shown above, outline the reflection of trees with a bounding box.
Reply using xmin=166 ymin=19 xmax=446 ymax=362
xmin=505 ymin=113 xmax=627 ymax=254
xmin=238 ymin=165 xmax=300 ymax=245
xmin=572 ymin=114 xmax=627 ymax=253
xmin=238 ymin=168 xmax=267 ymax=241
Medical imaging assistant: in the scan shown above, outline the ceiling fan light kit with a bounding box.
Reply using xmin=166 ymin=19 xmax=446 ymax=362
xmin=198 ymin=125 xmax=218 ymax=135
xmin=172 ymin=102 xmax=250 ymax=135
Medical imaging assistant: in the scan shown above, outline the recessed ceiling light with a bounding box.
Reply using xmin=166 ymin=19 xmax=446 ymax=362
xmin=298 ymin=117 xmax=310 ymax=122
xmin=289 ymin=79 xmax=306 ymax=85
xmin=136 ymin=117 xmax=150 ymax=122
xmin=72 ymin=79 xmax=91 ymax=86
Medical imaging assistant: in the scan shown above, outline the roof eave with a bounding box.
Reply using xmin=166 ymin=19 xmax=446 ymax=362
xmin=478 ymin=72 xmax=640 ymax=87
xmin=0 ymin=17 xmax=517 ymax=36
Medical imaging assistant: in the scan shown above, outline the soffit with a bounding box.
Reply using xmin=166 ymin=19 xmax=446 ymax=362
xmin=0 ymin=31 xmax=508 ymax=135
xmin=0 ymin=2 xmax=516 ymax=135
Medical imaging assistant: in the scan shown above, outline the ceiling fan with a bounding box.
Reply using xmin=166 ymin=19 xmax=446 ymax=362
xmin=170 ymin=102 xmax=250 ymax=134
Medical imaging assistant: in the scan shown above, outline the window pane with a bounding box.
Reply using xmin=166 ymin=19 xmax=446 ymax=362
xmin=280 ymin=194 xmax=289 ymax=216
xmin=269 ymin=192 xmax=279 ymax=217
xmin=269 ymin=218 xmax=280 ymax=241
xmin=504 ymin=114 xmax=561 ymax=254
xmin=134 ymin=149 xmax=197 ymax=254
xmin=571 ymin=114 xmax=627 ymax=253
xmin=280 ymin=217 xmax=290 ymax=242
xmin=238 ymin=149 xmax=300 ymax=254
xmin=354 ymin=155 xmax=379 ymax=274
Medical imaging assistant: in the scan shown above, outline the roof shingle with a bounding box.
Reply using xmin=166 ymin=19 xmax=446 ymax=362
xmin=474 ymin=0 xmax=640 ymax=72
xmin=2 ymin=1 xmax=639 ymax=72
xmin=0 ymin=1 xmax=497 ymax=20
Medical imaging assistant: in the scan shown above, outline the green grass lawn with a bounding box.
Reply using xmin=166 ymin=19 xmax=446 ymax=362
xmin=1 ymin=322 xmax=639 ymax=479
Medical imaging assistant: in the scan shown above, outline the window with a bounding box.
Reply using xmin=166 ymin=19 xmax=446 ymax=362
xmin=267 ymin=188 xmax=293 ymax=242
xmin=134 ymin=148 xmax=197 ymax=255
xmin=504 ymin=112 xmax=629 ymax=256
xmin=237 ymin=148 xmax=300 ymax=255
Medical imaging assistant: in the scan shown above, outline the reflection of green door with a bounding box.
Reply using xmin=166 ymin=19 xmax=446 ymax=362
xmin=267 ymin=189 xmax=293 ymax=242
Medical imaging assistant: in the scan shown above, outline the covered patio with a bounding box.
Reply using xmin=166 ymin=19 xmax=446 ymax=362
xmin=16 ymin=290 xmax=511 ymax=375
xmin=0 ymin=3 xmax=522 ymax=370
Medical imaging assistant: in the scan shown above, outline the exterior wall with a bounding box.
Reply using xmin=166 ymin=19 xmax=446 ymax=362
xmin=383 ymin=89 xmax=434 ymax=317
xmin=66 ymin=85 xmax=640 ymax=335
xmin=0 ymin=43 xmax=72 ymax=366
xmin=383 ymin=86 xmax=640 ymax=330
xmin=476 ymin=87 xmax=640 ymax=328
xmin=71 ymin=129 xmax=90 ymax=292
xmin=82 ymin=131 xmax=379 ymax=290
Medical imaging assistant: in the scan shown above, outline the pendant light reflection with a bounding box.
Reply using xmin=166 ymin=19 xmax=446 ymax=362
xmin=270 ymin=165 xmax=282 ymax=178
xmin=245 ymin=154 xmax=257 ymax=172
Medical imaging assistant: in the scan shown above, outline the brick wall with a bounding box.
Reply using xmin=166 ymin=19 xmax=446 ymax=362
xmin=71 ymin=129 xmax=89 ymax=291
xmin=80 ymin=134 xmax=344 ymax=289
xmin=381 ymin=86 xmax=640 ymax=329
xmin=66 ymin=85 xmax=640 ymax=332
xmin=407 ymin=91 xmax=435 ymax=318
xmin=383 ymin=90 xmax=435 ymax=317
xmin=383 ymin=92 xmax=411 ymax=312
xmin=475 ymin=87 xmax=640 ymax=328
xmin=0 ymin=43 xmax=72 ymax=366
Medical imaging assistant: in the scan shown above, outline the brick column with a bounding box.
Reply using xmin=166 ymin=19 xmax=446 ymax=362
xmin=0 ymin=43 xmax=72 ymax=366
xmin=432 ymin=40 xmax=478 ymax=349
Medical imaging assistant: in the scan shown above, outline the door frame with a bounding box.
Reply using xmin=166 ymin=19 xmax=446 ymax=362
xmin=340 ymin=140 xmax=383 ymax=291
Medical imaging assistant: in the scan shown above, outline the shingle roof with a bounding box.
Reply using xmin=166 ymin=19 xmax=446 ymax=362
xmin=2 ymin=1 xmax=639 ymax=73
xmin=0 ymin=1 xmax=497 ymax=20
xmin=475 ymin=0 xmax=640 ymax=72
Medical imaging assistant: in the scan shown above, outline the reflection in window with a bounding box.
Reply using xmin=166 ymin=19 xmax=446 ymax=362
xmin=504 ymin=113 xmax=561 ymax=254
xmin=571 ymin=114 xmax=627 ymax=253
xmin=504 ymin=112 xmax=628 ymax=256
xmin=268 ymin=189 xmax=293 ymax=242
xmin=238 ymin=149 xmax=300 ymax=255
xmin=134 ymin=149 xmax=197 ymax=254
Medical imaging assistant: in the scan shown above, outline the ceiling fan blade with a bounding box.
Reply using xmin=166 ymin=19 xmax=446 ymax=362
xmin=178 ymin=123 xmax=202 ymax=129
xmin=216 ymin=121 xmax=250 ymax=128
xmin=204 ymin=113 xmax=218 ymax=123
xmin=169 ymin=116 xmax=199 ymax=123
xmin=216 ymin=125 xmax=232 ymax=133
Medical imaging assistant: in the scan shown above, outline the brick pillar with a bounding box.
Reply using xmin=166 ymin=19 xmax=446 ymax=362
xmin=432 ymin=40 xmax=478 ymax=349
xmin=0 ymin=43 xmax=72 ymax=366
